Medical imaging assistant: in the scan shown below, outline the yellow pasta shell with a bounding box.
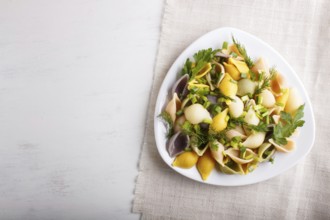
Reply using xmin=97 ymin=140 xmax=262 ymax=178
xmin=211 ymin=108 xmax=229 ymax=132
xmin=224 ymin=62 xmax=241 ymax=81
xmin=172 ymin=151 xmax=199 ymax=169
xmin=228 ymin=58 xmax=249 ymax=74
xmin=229 ymin=44 xmax=242 ymax=57
xmin=195 ymin=63 xmax=212 ymax=79
xmin=218 ymin=73 xmax=238 ymax=98
xmin=197 ymin=150 xmax=215 ymax=181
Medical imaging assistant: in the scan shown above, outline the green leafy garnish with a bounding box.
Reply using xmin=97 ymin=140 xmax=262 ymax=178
xmin=247 ymin=121 xmax=269 ymax=132
xmin=181 ymin=121 xmax=208 ymax=147
xmin=158 ymin=111 xmax=174 ymax=138
xmin=192 ymin=48 xmax=220 ymax=78
xmin=228 ymin=116 xmax=269 ymax=132
xmin=181 ymin=58 xmax=193 ymax=76
xmin=232 ymin=36 xmax=254 ymax=68
xmin=272 ymin=105 xmax=305 ymax=145
xmin=181 ymin=48 xmax=219 ymax=79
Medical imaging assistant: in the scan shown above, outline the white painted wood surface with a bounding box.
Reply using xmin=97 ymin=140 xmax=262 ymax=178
xmin=0 ymin=0 xmax=164 ymax=219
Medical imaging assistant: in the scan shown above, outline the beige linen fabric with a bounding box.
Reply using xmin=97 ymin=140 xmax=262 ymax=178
xmin=133 ymin=0 xmax=330 ymax=219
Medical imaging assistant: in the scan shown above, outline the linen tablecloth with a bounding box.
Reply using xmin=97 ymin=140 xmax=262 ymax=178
xmin=133 ymin=0 xmax=330 ymax=219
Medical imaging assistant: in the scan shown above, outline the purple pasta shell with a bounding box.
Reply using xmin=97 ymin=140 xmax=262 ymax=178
xmin=171 ymin=74 xmax=189 ymax=98
xmin=166 ymin=132 xmax=190 ymax=158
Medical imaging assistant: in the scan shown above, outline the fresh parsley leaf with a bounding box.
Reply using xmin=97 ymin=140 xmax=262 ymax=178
xmin=272 ymin=105 xmax=305 ymax=145
xmin=247 ymin=121 xmax=269 ymax=132
xmin=181 ymin=58 xmax=193 ymax=77
xmin=192 ymin=48 xmax=220 ymax=78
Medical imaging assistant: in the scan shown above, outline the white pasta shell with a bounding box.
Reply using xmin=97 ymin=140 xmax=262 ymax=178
xmin=174 ymin=115 xmax=186 ymax=133
xmin=219 ymin=162 xmax=244 ymax=175
xmin=184 ymin=103 xmax=212 ymax=124
xmin=165 ymin=93 xmax=181 ymax=122
xmin=251 ymin=57 xmax=270 ymax=77
xmin=284 ymin=88 xmax=304 ymax=114
xmin=269 ymin=138 xmax=295 ymax=153
xmin=260 ymin=89 xmax=276 ymax=108
xmin=226 ymin=126 xmax=247 ymax=140
xmin=210 ymin=141 xmax=225 ymax=166
xmin=258 ymin=143 xmax=275 ymax=161
xmin=225 ymin=148 xmax=256 ymax=164
xmin=244 ymin=108 xmax=260 ymax=126
xmin=242 ymin=132 xmax=266 ymax=149
xmin=272 ymin=115 xmax=281 ymax=124
xmin=228 ymin=96 xmax=244 ymax=118
xmin=191 ymin=145 xmax=208 ymax=156
xmin=237 ymin=79 xmax=256 ymax=96
xmin=270 ymin=73 xmax=287 ymax=96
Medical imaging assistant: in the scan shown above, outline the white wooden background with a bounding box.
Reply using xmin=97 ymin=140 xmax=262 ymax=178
xmin=0 ymin=0 xmax=164 ymax=219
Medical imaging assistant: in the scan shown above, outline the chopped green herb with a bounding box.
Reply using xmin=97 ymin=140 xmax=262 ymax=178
xmin=222 ymin=41 xmax=228 ymax=49
xmin=158 ymin=111 xmax=174 ymax=138
xmin=232 ymin=36 xmax=254 ymax=68
xmin=247 ymin=121 xmax=269 ymax=132
xmin=176 ymin=109 xmax=183 ymax=116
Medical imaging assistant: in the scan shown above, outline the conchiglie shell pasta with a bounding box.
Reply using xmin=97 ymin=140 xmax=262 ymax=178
xmin=243 ymin=158 xmax=260 ymax=174
xmin=165 ymin=93 xmax=181 ymax=122
xmin=244 ymin=108 xmax=260 ymax=126
xmin=224 ymin=62 xmax=241 ymax=81
xmin=206 ymin=73 xmax=215 ymax=91
xmin=251 ymin=57 xmax=269 ymax=77
xmin=196 ymin=63 xmax=212 ymax=79
xmin=228 ymin=57 xmax=249 ymax=75
xmin=210 ymin=141 xmax=225 ymax=166
xmin=269 ymin=138 xmax=296 ymax=153
xmin=228 ymin=96 xmax=244 ymax=118
xmin=284 ymin=88 xmax=304 ymax=114
xmin=211 ymin=108 xmax=229 ymax=132
xmin=259 ymin=89 xmax=276 ymax=108
xmin=275 ymin=88 xmax=290 ymax=113
xmin=174 ymin=115 xmax=186 ymax=133
xmin=242 ymin=132 xmax=266 ymax=149
xmin=258 ymin=143 xmax=275 ymax=161
xmin=237 ymin=79 xmax=256 ymax=97
xmin=213 ymin=61 xmax=225 ymax=74
xmin=191 ymin=141 xmax=208 ymax=156
xmin=270 ymin=72 xmax=287 ymax=96
xmin=218 ymin=73 xmax=238 ymax=99
xmin=184 ymin=103 xmax=212 ymax=124
xmin=229 ymin=44 xmax=242 ymax=57
xmin=225 ymin=126 xmax=247 ymax=140
xmin=197 ymin=150 xmax=216 ymax=180
xmin=225 ymin=148 xmax=256 ymax=164
xmin=172 ymin=151 xmax=199 ymax=168
xmin=219 ymin=162 xmax=244 ymax=175
xmin=272 ymin=115 xmax=281 ymax=124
